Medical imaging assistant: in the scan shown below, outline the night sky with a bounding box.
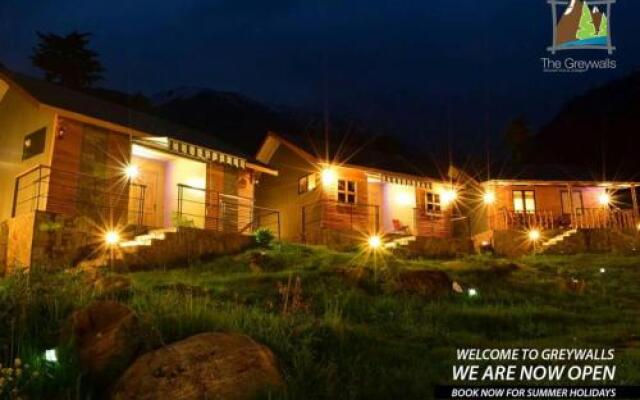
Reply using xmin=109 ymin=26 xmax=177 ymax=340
xmin=1 ymin=0 xmax=639 ymax=150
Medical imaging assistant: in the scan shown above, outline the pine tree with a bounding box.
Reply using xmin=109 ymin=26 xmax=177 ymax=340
xmin=576 ymin=2 xmax=597 ymax=40
xmin=597 ymin=13 xmax=608 ymax=37
xmin=31 ymin=31 xmax=104 ymax=88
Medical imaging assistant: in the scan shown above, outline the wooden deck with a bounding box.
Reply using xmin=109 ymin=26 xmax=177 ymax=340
xmin=489 ymin=208 xmax=637 ymax=231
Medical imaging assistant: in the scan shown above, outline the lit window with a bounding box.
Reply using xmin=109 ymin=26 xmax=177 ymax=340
xmin=337 ymin=179 xmax=356 ymax=204
xmin=426 ymin=192 xmax=442 ymax=214
xmin=513 ymin=190 xmax=535 ymax=213
xmin=298 ymin=173 xmax=318 ymax=194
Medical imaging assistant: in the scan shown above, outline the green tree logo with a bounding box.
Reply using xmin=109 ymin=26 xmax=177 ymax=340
xmin=597 ymin=13 xmax=609 ymax=37
xmin=576 ymin=2 xmax=597 ymax=40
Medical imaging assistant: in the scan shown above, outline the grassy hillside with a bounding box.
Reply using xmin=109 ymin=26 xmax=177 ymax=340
xmin=1 ymin=244 xmax=639 ymax=399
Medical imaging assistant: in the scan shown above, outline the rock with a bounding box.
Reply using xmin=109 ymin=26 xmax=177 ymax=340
xmin=452 ymin=281 xmax=464 ymax=293
xmin=335 ymin=266 xmax=373 ymax=283
xmin=94 ymin=275 xmax=132 ymax=297
xmin=111 ymin=332 xmax=284 ymax=400
xmin=395 ymin=270 xmax=452 ymax=297
xmin=64 ymin=301 xmax=142 ymax=382
xmin=563 ymin=278 xmax=587 ymax=294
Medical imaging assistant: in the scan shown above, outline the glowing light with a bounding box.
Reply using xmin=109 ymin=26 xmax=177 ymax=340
xmin=483 ymin=191 xmax=496 ymax=205
xmin=321 ymin=167 xmax=338 ymax=186
xmin=395 ymin=191 xmax=413 ymax=206
xmin=368 ymin=235 xmax=382 ymax=249
xmin=528 ymin=229 xmax=541 ymax=242
xmin=44 ymin=349 xmax=57 ymax=363
xmin=468 ymin=288 xmax=478 ymax=297
xmin=105 ymin=231 xmax=120 ymax=246
xmin=636 ymin=223 xmax=640 ymax=231
xmin=598 ymin=192 xmax=611 ymax=206
xmin=599 ymin=268 xmax=606 ymax=274
xmin=124 ymin=164 xmax=139 ymax=180
xmin=440 ymin=188 xmax=458 ymax=206
xmin=186 ymin=177 xmax=206 ymax=189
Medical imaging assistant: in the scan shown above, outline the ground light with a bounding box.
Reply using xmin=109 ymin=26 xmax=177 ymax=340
xmin=483 ymin=191 xmax=496 ymax=205
xmin=321 ymin=167 xmax=337 ymax=186
xmin=368 ymin=235 xmax=382 ymax=250
xmin=124 ymin=164 xmax=139 ymax=180
xmin=105 ymin=230 xmax=121 ymax=246
xmin=600 ymin=268 xmax=606 ymax=274
xmin=44 ymin=349 xmax=57 ymax=363
xmin=467 ymin=288 xmax=478 ymax=297
xmin=528 ymin=229 xmax=541 ymax=242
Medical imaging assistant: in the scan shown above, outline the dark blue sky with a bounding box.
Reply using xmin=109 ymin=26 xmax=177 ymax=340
xmin=1 ymin=0 xmax=639 ymax=149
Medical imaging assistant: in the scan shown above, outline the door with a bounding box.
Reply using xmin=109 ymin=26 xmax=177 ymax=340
xmin=561 ymin=190 xmax=584 ymax=215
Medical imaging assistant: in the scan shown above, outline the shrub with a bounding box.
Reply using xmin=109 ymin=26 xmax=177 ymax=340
xmin=255 ymin=228 xmax=275 ymax=248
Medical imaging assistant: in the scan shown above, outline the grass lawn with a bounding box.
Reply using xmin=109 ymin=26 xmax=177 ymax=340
xmin=1 ymin=244 xmax=639 ymax=399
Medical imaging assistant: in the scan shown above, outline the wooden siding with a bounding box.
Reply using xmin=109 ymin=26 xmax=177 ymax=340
xmin=415 ymin=187 xmax=452 ymax=238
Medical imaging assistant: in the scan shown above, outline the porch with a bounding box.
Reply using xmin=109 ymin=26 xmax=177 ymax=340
xmin=489 ymin=208 xmax=638 ymax=231
xmin=11 ymin=164 xmax=279 ymax=238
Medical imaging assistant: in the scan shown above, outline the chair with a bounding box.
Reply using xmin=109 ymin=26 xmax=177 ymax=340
xmin=392 ymin=219 xmax=409 ymax=234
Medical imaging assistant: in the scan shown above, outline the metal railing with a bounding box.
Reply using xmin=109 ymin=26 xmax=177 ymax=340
xmin=490 ymin=208 xmax=637 ymax=231
xmin=301 ymin=199 xmax=379 ymax=241
xmin=12 ymin=165 xmax=146 ymax=227
xmin=176 ymin=184 xmax=280 ymax=238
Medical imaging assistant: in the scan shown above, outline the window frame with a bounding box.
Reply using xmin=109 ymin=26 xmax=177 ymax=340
xmin=512 ymin=190 xmax=536 ymax=214
xmin=298 ymin=173 xmax=318 ymax=194
xmin=337 ymin=179 xmax=357 ymax=204
xmin=22 ymin=127 xmax=46 ymax=161
xmin=425 ymin=191 xmax=442 ymax=214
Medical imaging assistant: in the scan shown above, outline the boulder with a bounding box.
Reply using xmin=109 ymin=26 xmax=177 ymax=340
xmin=94 ymin=275 xmax=132 ymax=297
xmin=395 ymin=270 xmax=452 ymax=297
xmin=111 ymin=332 xmax=283 ymax=400
xmin=64 ymin=301 xmax=142 ymax=382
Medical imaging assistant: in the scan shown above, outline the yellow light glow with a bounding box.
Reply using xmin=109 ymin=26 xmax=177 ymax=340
xmin=368 ymin=235 xmax=382 ymax=249
xmin=105 ymin=231 xmax=120 ymax=246
xmin=528 ymin=229 xmax=541 ymax=242
xmin=124 ymin=164 xmax=139 ymax=180
xmin=483 ymin=191 xmax=496 ymax=205
xmin=598 ymin=192 xmax=611 ymax=206
xmin=395 ymin=191 xmax=413 ymax=206
xmin=186 ymin=177 xmax=206 ymax=189
xmin=637 ymin=223 xmax=640 ymax=231
xmin=321 ymin=167 xmax=338 ymax=186
xmin=440 ymin=188 xmax=457 ymax=205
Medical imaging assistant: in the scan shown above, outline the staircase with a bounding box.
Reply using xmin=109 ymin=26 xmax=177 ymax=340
xmin=384 ymin=235 xmax=417 ymax=249
xmin=119 ymin=227 xmax=178 ymax=250
xmin=538 ymin=228 xmax=578 ymax=253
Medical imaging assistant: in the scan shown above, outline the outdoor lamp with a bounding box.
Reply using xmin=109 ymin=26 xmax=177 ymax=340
xmin=105 ymin=231 xmax=120 ymax=246
xmin=368 ymin=235 xmax=382 ymax=250
xmin=124 ymin=164 xmax=139 ymax=180
xmin=321 ymin=167 xmax=338 ymax=186
xmin=483 ymin=191 xmax=496 ymax=205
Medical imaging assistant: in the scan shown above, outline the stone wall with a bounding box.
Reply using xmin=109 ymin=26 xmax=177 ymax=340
xmin=492 ymin=228 xmax=640 ymax=257
xmin=30 ymin=211 xmax=95 ymax=270
xmin=405 ymin=236 xmax=474 ymax=259
xmin=118 ymin=227 xmax=254 ymax=271
xmin=4 ymin=213 xmax=37 ymax=272
xmin=543 ymin=229 xmax=640 ymax=255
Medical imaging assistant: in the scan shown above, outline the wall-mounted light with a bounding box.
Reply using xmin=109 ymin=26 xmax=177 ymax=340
xmin=44 ymin=349 xmax=58 ymax=363
xmin=395 ymin=191 xmax=413 ymax=206
xmin=321 ymin=167 xmax=337 ymax=186
xmin=124 ymin=164 xmax=139 ymax=180
xmin=598 ymin=192 xmax=611 ymax=206
xmin=440 ymin=188 xmax=457 ymax=206
xmin=483 ymin=191 xmax=496 ymax=205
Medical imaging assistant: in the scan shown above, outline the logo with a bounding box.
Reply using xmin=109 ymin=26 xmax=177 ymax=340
xmin=542 ymin=0 xmax=617 ymax=72
xmin=547 ymin=0 xmax=615 ymax=54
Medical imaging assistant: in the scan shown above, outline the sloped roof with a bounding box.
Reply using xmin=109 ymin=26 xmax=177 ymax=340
xmin=486 ymin=164 xmax=639 ymax=184
xmin=0 ymin=68 xmax=260 ymax=162
xmin=272 ymin=131 xmax=447 ymax=180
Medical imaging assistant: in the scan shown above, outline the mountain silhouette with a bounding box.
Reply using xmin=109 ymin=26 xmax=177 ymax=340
xmin=557 ymin=0 xmax=584 ymax=45
xmin=530 ymin=70 xmax=640 ymax=180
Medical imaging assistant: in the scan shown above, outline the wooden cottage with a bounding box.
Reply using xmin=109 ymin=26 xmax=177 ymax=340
xmin=0 ymin=69 xmax=278 ymax=269
xmin=255 ymin=132 xmax=460 ymax=246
